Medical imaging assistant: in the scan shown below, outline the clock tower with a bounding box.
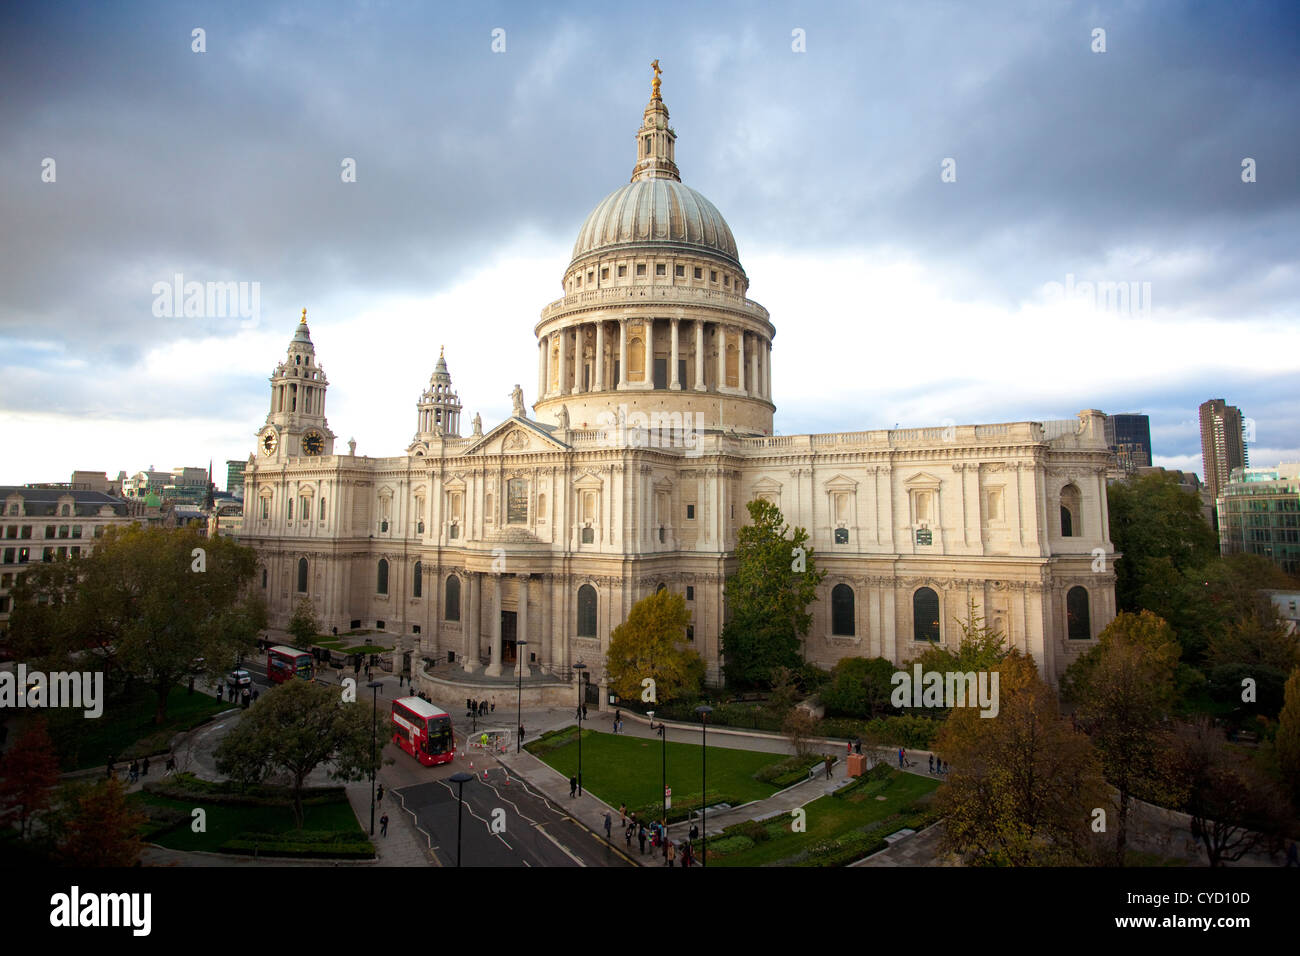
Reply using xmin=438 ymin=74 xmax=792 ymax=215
xmin=259 ymin=309 xmax=335 ymax=461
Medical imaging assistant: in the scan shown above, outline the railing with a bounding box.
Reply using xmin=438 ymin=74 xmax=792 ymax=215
xmin=539 ymin=285 xmax=771 ymax=323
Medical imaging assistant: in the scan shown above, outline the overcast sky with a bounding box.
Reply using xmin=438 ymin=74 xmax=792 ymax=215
xmin=2 ymin=0 xmax=1297 ymax=488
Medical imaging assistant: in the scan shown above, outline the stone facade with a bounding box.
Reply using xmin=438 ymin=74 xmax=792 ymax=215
xmin=239 ymin=77 xmax=1116 ymax=693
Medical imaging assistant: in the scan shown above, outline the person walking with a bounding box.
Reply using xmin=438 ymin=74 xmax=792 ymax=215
xmin=689 ymin=822 xmax=699 ymax=843
xmin=638 ymin=824 xmax=647 ymax=855
xmin=141 ymin=756 xmax=150 ymax=777
xmin=666 ymin=839 xmax=676 ymax=867
xmin=570 ymin=776 xmax=578 ymax=798
xmin=614 ymin=709 xmax=621 ymax=733
xmin=854 ymin=737 xmax=862 ymax=755
xmin=626 ymin=823 xmax=634 ymax=849
xmin=898 ymin=747 xmax=904 ymax=769
xmin=620 ymin=803 xmax=627 ymax=826
xmin=129 ymin=759 xmax=139 ymax=783
xmin=519 ymin=724 xmax=525 ymax=744
xmin=376 ymin=783 xmax=384 ymax=803
xmin=604 ymin=812 xmax=612 ymax=841
xmin=380 ymin=813 xmax=389 ymax=837
xmin=824 ymin=754 xmax=833 ymax=779
xmin=490 ymin=698 xmax=495 ymax=713
xmin=216 ymin=681 xmax=224 ymax=700
xmin=928 ymin=754 xmax=935 ymax=774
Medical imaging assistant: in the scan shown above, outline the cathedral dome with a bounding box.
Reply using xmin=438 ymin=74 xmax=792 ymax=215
xmin=569 ymin=179 xmax=740 ymax=270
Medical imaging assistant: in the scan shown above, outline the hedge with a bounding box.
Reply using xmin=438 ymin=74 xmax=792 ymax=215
xmin=754 ymin=754 xmax=822 ymax=788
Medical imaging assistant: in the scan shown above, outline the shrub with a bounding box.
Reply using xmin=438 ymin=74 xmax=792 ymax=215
xmin=701 ymin=834 xmax=753 ymax=857
xmin=755 ymin=753 xmax=822 ymax=787
xmin=727 ymin=819 xmax=772 ymax=843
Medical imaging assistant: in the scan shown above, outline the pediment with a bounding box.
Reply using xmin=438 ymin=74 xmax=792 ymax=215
xmin=461 ymin=416 xmax=571 ymax=456
xmin=823 ymin=474 xmax=858 ymax=492
xmin=752 ymin=476 xmax=783 ymax=493
xmin=574 ymin=471 xmax=605 ymax=490
xmin=903 ymin=471 xmax=944 ymax=489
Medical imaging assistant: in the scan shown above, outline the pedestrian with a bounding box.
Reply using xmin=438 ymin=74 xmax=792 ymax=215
xmin=519 ymin=724 xmax=525 ymax=743
xmin=582 ymin=703 xmax=588 ymax=720
xmin=682 ymin=842 xmax=692 ymax=867
xmin=129 ymin=759 xmax=139 ymax=783
xmin=614 ymin=709 xmax=621 ymax=732
xmin=667 ymin=840 xmax=676 ymax=867
xmin=490 ymin=698 xmax=495 ymax=713
xmin=242 ymin=689 xmax=251 ymax=708
xmin=252 ymin=689 xmax=259 ymax=702
xmin=466 ymin=697 xmax=472 ymax=715
xmin=570 ymin=776 xmax=578 ymax=798
xmin=824 ymin=753 xmax=833 ymax=779
xmin=141 ymin=756 xmax=150 ymax=776
xmin=898 ymin=747 xmax=904 ymax=769
xmin=626 ymin=823 xmax=633 ymax=848
xmin=604 ymin=812 xmax=612 ymax=841
xmin=689 ymin=822 xmax=699 ymax=842
xmin=846 ymin=739 xmax=852 ymax=756
xmin=377 ymin=783 xmax=384 ymax=803
xmin=620 ymin=803 xmax=627 ymax=826
xmin=929 ymin=754 xmax=934 ymax=774
xmin=638 ymin=824 xmax=647 ymax=855
xmin=380 ymin=813 xmax=389 ymax=837
xmin=216 ymin=681 xmax=224 ymax=699
xmin=855 ymin=737 xmax=862 ymax=755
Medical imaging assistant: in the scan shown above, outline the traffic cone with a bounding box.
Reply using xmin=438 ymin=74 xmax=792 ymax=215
xmin=483 ymin=768 xmax=488 ymax=780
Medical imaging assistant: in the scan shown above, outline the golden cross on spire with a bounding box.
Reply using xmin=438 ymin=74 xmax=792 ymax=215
xmin=651 ymin=59 xmax=662 ymax=99
xmin=300 ymin=307 xmax=307 ymax=323
xmin=440 ymin=344 xmax=445 ymax=357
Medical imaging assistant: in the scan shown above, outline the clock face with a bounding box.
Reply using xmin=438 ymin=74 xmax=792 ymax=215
xmin=262 ymin=431 xmax=278 ymax=455
xmin=303 ymin=431 xmax=324 ymax=455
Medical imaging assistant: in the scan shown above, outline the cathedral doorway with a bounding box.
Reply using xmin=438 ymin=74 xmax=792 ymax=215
xmin=501 ymin=610 xmax=517 ymax=664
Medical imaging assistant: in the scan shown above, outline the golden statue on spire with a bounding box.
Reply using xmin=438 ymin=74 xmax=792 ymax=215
xmin=301 ymin=307 xmax=307 ymax=323
xmin=651 ymin=59 xmax=662 ymax=99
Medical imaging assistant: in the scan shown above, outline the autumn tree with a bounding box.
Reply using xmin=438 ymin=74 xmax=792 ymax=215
xmin=819 ymin=657 xmax=898 ymax=719
xmin=55 ymin=778 xmax=146 ymax=867
xmin=721 ymin=499 xmax=825 ymax=689
xmin=936 ymin=651 xmax=1106 ymax=866
xmin=0 ymin=719 xmax=61 ymax=838
xmin=1062 ymin=610 xmax=1182 ymax=865
xmin=214 ymin=679 xmax=381 ymax=828
xmin=1206 ymin=606 xmax=1300 ymax=718
xmin=287 ymin=597 xmax=320 ymax=648
xmin=910 ymin=598 xmax=1009 ymax=675
xmin=1173 ymin=717 xmax=1291 ymax=866
xmin=1275 ymin=668 xmax=1300 ymax=805
xmin=8 ymin=524 xmax=266 ymax=724
xmin=605 ymin=589 xmax=703 ymax=705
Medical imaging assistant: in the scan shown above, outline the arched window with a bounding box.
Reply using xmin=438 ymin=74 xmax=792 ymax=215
xmin=831 ymin=584 xmax=855 ymax=636
xmin=297 ymin=557 xmax=308 ymax=593
xmin=1067 ymin=586 xmax=1090 ymax=640
xmin=445 ymin=575 xmax=461 ymax=621
xmin=1060 ymin=484 xmax=1081 ymax=537
xmin=832 ymin=582 xmax=852 ymax=634
xmin=656 ymin=582 xmax=667 ymax=594
xmin=377 ymin=558 xmax=389 ymax=595
xmin=577 ymin=584 xmax=597 ymax=637
xmin=913 ymin=587 xmax=940 ymax=642
xmin=413 ymin=561 xmax=422 ymax=598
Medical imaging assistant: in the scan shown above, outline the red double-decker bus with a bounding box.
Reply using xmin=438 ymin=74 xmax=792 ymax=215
xmin=267 ymin=644 xmax=314 ymax=684
xmin=391 ymin=696 xmax=454 ymax=766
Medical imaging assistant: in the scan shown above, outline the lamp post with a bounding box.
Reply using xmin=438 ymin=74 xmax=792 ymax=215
xmin=695 ymin=704 xmax=713 ymax=867
xmin=449 ymin=771 xmax=473 ymax=867
xmin=648 ymin=710 xmax=666 ymax=829
xmin=367 ymin=680 xmax=384 ymax=836
xmin=574 ymin=662 xmax=587 ymax=796
xmin=515 ymin=640 xmax=529 ymax=753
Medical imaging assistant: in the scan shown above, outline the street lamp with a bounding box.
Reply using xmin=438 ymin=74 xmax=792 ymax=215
xmin=449 ymin=771 xmax=473 ymax=867
xmin=648 ymin=709 xmax=667 ymax=832
xmin=695 ymin=704 xmax=713 ymax=867
xmin=574 ymin=662 xmax=587 ymax=796
xmin=515 ymin=640 xmax=529 ymax=753
xmin=367 ymin=680 xmax=384 ymax=836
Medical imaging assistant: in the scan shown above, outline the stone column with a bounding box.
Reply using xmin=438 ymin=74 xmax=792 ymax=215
xmin=618 ymin=319 xmax=628 ymax=389
xmin=557 ymin=330 xmax=568 ymax=398
xmin=461 ymin=572 xmax=478 ymax=672
xmin=538 ymin=339 xmax=547 ymax=400
xmin=594 ymin=322 xmax=605 ymax=391
xmin=764 ymin=341 xmax=772 ymax=399
xmin=694 ymin=321 xmax=706 ymax=391
xmin=516 ymin=574 xmax=531 ymax=677
xmin=572 ymin=327 xmax=582 ymax=394
xmin=749 ymin=340 xmax=758 ymax=400
xmin=738 ymin=330 xmax=746 ymax=395
xmin=716 ymin=324 xmax=726 ymax=390
xmin=669 ymin=319 xmax=681 ymax=389
xmin=486 ymin=574 xmax=503 ymax=676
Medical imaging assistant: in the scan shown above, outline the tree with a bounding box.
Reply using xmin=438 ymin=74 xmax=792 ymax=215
xmin=605 ymin=590 xmax=703 ymax=704
xmin=0 ymin=719 xmax=61 ymax=838
xmin=287 ymin=597 xmax=320 ymax=647
xmin=782 ymin=707 xmax=817 ymax=757
xmin=936 ymin=651 xmax=1106 ymax=865
xmin=1173 ymin=717 xmax=1291 ymax=866
xmin=820 ymin=657 xmax=898 ymax=719
xmin=721 ymin=499 xmax=825 ymax=689
xmin=55 ymin=778 xmax=146 ymax=867
xmin=910 ymin=598 xmax=1009 ymax=675
xmin=8 ymin=525 xmax=266 ymax=724
xmin=1276 ymin=668 xmax=1300 ymax=805
xmin=1062 ymin=610 xmax=1182 ymax=865
xmin=214 ymin=679 xmax=381 ymax=828
xmin=1107 ymin=472 xmax=1217 ymax=613
xmin=1206 ymin=606 xmax=1300 ymax=719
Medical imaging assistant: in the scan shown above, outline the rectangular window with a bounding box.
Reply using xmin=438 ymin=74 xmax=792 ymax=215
xmin=72 ymin=525 xmax=82 ymax=538
xmin=92 ymin=525 xmax=102 ymax=538
xmin=43 ymin=547 xmax=53 ymax=562
xmin=4 ymin=526 xmax=13 ymax=539
xmin=507 ymin=478 xmax=528 ymax=524
xmin=618 ymin=265 xmax=627 ymax=277
xmin=45 ymin=526 xmax=55 ymax=539
xmin=694 ymin=267 xmax=702 ymax=279
xmin=18 ymin=547 xmax=29 ymax=563
xmin=0 ymin=596 xmax=9 ymax=613
xmin=675 ymin=265 xmax=685 ymax=277
xmin=261 ymin=498 xmax=269 ymax=520
xmin=71 ymin=546 xmax=81 ymax=558
xmin=576 ymin=274 xmax=582 ymax=287
xmin=686 ymin=504 xmax=695 ymax=520
xmin=601 ymin=268 xmax=608 ymax=280
xmin=686 ymin=625 xmax=695 ymax=642
xmin=587 ymin=271 xmax=594 ymax=283
xmin=58 ymin=526 xmax=69 ymax=538
xmin=636 ymin=264 xmax=646 ymax=276
xmin=287 ymin=499 xmax=293 ymax=520
xmin=686 ymin=586 xmax=694 ymax=601
xmin=710 ymin=270 xmax=717 ymax=281
xmin=724 ymin=275 xmax=730 ymax=286
xmin=21 ymin=526 xmax=32 ymax=539
xmin=2 ymin=548 xmax=13 ymax=564
xmin=656 ymin=263 xmax=666 ymax=276
xmin=57 ymin=546 xmax=68 ymax=559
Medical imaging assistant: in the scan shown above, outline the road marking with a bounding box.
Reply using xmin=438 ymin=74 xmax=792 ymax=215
xmin=534 ymin=823 xmax=585 ymax=866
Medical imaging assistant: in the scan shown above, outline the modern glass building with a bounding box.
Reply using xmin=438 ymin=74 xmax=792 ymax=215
xmin=1104 ymin=413 xmax=1152 ymax=476
xmin=1217 ymin=464 xmax=1300 ymax=575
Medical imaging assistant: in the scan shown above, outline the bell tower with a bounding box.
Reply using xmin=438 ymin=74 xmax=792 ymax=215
xmin=413 ymin=346 xmax=463 ymax=441
xmin=257 ymin=309 xmax=336 ymax=461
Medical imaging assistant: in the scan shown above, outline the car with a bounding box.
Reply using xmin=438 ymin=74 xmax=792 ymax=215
xmin=228 ymin=669 xmax=252 ymax=688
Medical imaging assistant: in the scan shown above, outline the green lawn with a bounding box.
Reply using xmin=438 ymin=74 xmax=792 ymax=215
xmin=130 ymin=790 xmax=366 ymax=853
xmin=708 ymin=767 xmax=940 ymax=867
xmin=527 ymin=727 xmax=787 ymax=814
xmin=50 ymin=685 xmax=233 ymax=771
